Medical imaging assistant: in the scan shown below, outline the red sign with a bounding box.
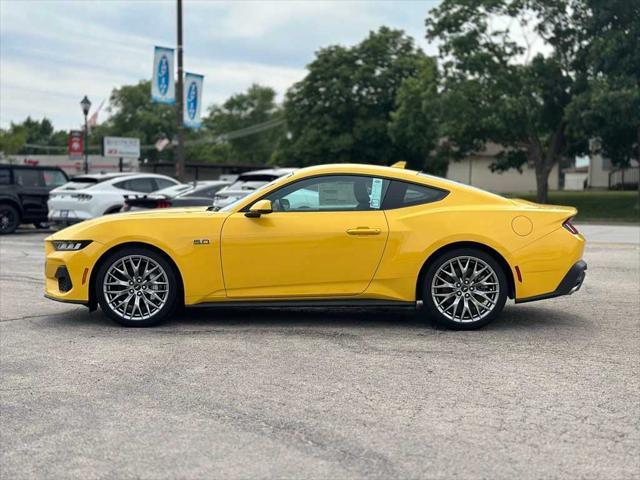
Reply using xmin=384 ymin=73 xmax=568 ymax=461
xmin=68 ymin=130 xmax=84 ymax=157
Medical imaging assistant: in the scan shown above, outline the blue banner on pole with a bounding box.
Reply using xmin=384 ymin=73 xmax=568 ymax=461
xmin=151 ymin=46 xmax=175 ymax=104
xmin=184 ymin=72 xmax=204 ymax=129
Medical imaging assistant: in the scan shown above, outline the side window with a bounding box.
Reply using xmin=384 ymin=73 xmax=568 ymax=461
xmin=264 ymin=175 xmax=389 ymax=212
xmin=155 ymin=178 xmax=177 ymax=190
xmin=0 ymin=168 xmax=10 ymax=185
xmin=382 ymin=180 xmax=448 ymax=209
xmin=43 ymin=170 xmax=67 ymax=187
xmin=115 ymin=178 xmax=156 ymax=193
xmin=14 ymin=169 xmax=43 ymax=187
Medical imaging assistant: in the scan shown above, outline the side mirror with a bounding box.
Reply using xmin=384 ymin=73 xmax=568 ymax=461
xmin=245 ymin=199 xmax=273 ymax=218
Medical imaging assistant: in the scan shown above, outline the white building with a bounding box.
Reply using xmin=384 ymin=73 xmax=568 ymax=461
xmin=445 ymin=144 xmax=561 ymax=193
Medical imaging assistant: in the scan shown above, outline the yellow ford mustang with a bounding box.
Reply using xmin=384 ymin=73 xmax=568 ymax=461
xmin=44 ymin=163 xmax=586 ymax=329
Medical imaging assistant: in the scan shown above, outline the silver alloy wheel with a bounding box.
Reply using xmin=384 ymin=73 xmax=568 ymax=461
xmin=103 ymin=255 xmax=169 ymax=321
xmin=431 ymin=256 xmax=500 ymax=323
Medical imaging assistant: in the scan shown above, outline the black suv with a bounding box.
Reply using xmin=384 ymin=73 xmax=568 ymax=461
xmin=0 ymin=164 xmax=69 ymax=234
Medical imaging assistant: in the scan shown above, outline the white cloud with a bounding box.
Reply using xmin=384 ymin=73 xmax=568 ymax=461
xmin=0 ymin=0 xmax=440 ymax=130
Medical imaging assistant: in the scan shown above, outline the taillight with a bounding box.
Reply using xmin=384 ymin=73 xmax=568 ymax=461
xmin=563 ymin=218 xmax=579 ymax=235
xmin=71 ymin=193 xmax=92 ymax=201
xmin=156 ymin=200 xmax=172 ymax=208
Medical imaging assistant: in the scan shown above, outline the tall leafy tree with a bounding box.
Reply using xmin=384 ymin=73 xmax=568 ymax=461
xmin=202 ymin=84 xmax=283 ymax=165
xmin=426 ymin=0 xmax=584 ymax=203
xmin=388 ymin=56 xmax=447 ymax=174
xmin=100 ymin=80 xmax=177 ymax=162
xmin=275 ymin=27 xmax=428 ymax=167
xmin=566 ymin=0 xmax=640 ymax=201
xmin=0 ymin=117 xmax=68 ymax=155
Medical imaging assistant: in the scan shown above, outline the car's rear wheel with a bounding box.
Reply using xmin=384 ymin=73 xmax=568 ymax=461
xmin=421 ymin=248 xmax=508 ymax=330
xmin=96 ymin=247 xmax=178 ymax=327
xmin=0 ymin=204 xmax=20 ymax=234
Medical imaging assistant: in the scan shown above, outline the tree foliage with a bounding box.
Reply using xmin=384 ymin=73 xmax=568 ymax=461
xmin=275 ymin=27 xmax=430 ymax=168
xmin=0 ymin=117 xmax=67 ymax=156
xmin=567 ymin=0 xmax=640 ymax=169
xmin=202 ymin=84 xmax=283 ymax=165
xmin=388 ymin=57 xmax=447 ymax=174
xmin=99 ymin=80 xmax=176 ymax=162
xmin=426 ymin=0 xmax=586 ymax=203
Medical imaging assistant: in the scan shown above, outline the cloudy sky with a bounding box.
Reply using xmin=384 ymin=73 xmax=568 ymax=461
xmin=0 ymin=0 xmax=441 ymax=131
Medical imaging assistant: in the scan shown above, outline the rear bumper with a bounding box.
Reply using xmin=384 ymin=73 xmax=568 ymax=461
xmin=515 ymin=260 xmax=587 ymax=304
xmin=48 ymin=208 xmax=94 ymax=226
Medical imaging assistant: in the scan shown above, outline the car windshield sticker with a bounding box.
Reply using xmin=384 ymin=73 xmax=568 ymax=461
xmin=370 ymin=178 xmax=383 ymax=209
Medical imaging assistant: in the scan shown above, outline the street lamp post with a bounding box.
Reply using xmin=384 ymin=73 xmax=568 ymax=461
xmin=80 ymin=95 xmax=91 ymax=174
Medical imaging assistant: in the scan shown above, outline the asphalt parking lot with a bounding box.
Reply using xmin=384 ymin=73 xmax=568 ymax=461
xmin=1 ymin=225 xmax=639 ymax=479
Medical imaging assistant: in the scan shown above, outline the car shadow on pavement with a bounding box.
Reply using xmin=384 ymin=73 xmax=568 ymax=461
xmin=487 ymin=304 xmax=589 ymax=331
xmin=44 ymin=302 xmax=589 ymax=334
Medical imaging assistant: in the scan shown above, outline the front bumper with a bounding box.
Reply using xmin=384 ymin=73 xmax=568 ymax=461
xmin=44 ymin=240 xmax=103 ymax=304
xmin=515 ymin=260 xmax=587 ymax=304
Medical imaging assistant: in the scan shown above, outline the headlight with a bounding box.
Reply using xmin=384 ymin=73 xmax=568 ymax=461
xmin=52 ymin=240 xmax=92 ymax=251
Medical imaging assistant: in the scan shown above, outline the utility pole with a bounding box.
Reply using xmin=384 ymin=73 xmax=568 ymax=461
xmin=175 ymin=0 xmax=185 ymax=181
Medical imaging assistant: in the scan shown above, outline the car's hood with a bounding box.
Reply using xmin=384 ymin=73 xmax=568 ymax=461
xmin=46 ymin=207 xmax=225 ymax=241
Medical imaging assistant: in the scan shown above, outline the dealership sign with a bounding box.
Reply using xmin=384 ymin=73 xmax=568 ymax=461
xmin=184 ymin=72 xmax=204 ymax=129
xmin=151 ymin=46 xmax=175 ymax=104
xmin=102 ymin=137 xmax=140 ymax=158
xmin=68 ymin=130 xmax=83 ymax=158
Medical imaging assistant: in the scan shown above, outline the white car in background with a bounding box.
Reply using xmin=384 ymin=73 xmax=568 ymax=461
xmin=212 ymin=168 xmax=297 ymax=209
xmin=48 ymin=173 xmax=179 ymax=227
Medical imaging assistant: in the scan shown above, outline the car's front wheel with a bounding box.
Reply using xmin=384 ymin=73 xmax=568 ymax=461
xmin=0 ymin=204 xmax=20 ymax=234
xmin=421 ymin=248 xmax=508 ymax=330
xmin=96 ymin=247 xmax=178 ymax=327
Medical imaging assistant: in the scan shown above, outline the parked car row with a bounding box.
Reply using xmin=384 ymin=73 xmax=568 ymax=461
xmin=0 ymin=164 xmax=296 ymax=234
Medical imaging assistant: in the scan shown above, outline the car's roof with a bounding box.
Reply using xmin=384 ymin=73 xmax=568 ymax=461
xmin=239 ymin=168 xmax=297 ymax=177
xmin=289 ymin=163 xmax=510 ymax=202
xmin=70 ymin=172 xmax=135 ymax=181
xmin=71 ymin=172 xmax=175 ymax=182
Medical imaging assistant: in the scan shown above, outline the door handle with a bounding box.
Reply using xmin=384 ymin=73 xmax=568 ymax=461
xmin=346 ymin=227 xmax=381 ymax=236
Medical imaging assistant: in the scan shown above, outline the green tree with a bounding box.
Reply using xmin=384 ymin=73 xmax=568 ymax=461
xmin=388 ymin=56 xmax=446 ymax=174
xmin=100 ymin=80 xmax=177 ymax=162
xmin=202 ymin=84 xmax=283 ymax=165
xmin=0 ymin=127 xmax=27 ymax=156
xmin=566 ymin=0 xmax=640 ymax=201
xmin=275 ymin=27 xmax=428 ymax=167
xmin=426 ymin=0 xmax=585 ymax=203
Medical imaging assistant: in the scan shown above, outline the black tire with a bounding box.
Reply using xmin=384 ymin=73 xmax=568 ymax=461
xmin=95 ymin=247 xmax=179 ymax=327
xmin=34 ymin=222 xmax=49 ymax=229
xmin=421 ymin=248 xmax=508 ymax=330
xmin=0 ymin=204 xmax=20 ymax=234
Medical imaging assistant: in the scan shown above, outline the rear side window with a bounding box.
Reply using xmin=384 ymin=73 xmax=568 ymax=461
xmin=382 ymin=180 xmax=448 ymax=209
xmin=0 ymin=168 xmax=10 ymax=185
xmin=115 ymin=178 xmax=156 ymax=193
xmin=14 ymin=169 xmax=43 ymax=187
xmin=155 ymin=178 xmax=178 ymax=190
xmin=43 ymin=170 xmax=67 ymax=187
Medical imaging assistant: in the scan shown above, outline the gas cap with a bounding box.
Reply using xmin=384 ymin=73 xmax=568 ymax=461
xmin=512 ymin=216 xmax=533 ymax=236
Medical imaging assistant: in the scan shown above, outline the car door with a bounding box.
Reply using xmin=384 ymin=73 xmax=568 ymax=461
xmin=13 ymin=168 xmax=50 ymax=219
xmin=220 ymin=175 xmax=390 ymax=298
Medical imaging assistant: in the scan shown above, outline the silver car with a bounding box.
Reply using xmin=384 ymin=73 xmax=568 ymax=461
xmin=212 ymin=168 xmax=297 ymax=209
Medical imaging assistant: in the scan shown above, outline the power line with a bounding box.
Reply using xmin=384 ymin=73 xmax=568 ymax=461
xmin=16 ymin=117 xmax=286 ymax=153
